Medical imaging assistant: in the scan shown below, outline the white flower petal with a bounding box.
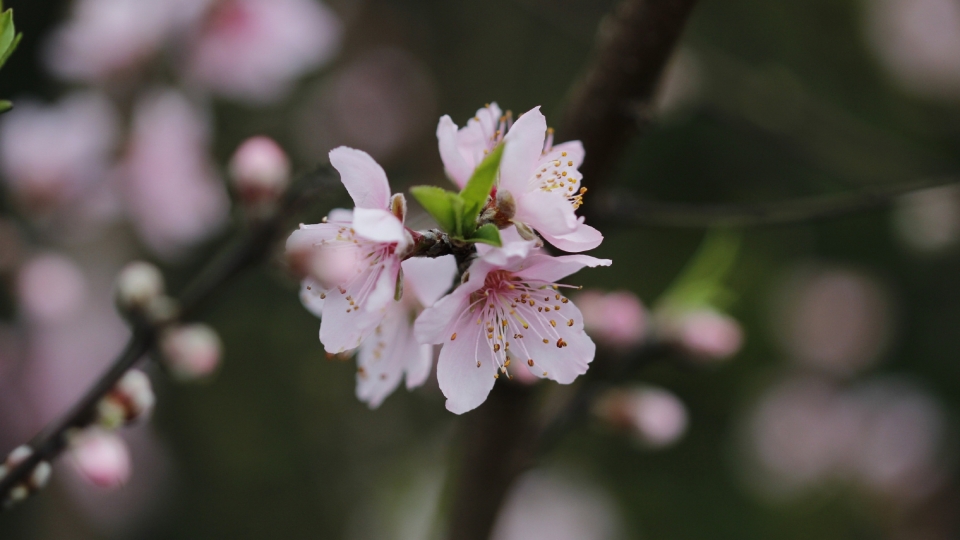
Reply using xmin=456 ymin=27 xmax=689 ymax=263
xmin=513 ymin=253 xmax=611 ymax=283
xmin=402 ymin=255 xmax=458 ymax=308
xmin=437 ymin=318 xmax=498 ymax=414
xmin=437 ymin=115 xmax=473 ymax=188
xmin=352 ymin=207 xmax=407 ymax=244
xmin=538 ymin=222 xmax=604 ymax=253
xmin=499 ymin=107 xmax=546 ymax=194
xmin=329 ymin=146 xmax=391 ymax=209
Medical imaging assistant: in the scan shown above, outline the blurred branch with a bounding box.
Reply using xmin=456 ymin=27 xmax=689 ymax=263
xmin=0 ymin=166 xmax=339 ymax=507
xmin=591 ymin=176 xmax=959 ymax=228
xmin=444 ymin=0 xmax=699 ymax=538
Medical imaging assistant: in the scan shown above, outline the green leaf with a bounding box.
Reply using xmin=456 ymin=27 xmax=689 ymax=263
xmin=466 ymin=223 xmax=502 ymax=246
xmin=410 ymin=186 xmax=462 ymax=235
xmin=0 ymin=31 xmax=21 ymax=71
xmin=459 ymin=144 xmax=504 ymax=235
xmin=0 ymin=100 xmax=11 ymax=114
xmin=0 ymin=10 xmax=14 ymax=59
xmin=656 ymin=229 xmax=741 ymax=312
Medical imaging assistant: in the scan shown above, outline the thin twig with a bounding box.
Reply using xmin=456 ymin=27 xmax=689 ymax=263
xmin=0 ymin=166 xmax=339 ymax=505
xmin=591 ymin=177 xmax=960 ymax=228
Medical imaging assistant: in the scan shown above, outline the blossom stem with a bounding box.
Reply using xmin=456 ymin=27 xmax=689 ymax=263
xmin=0 ymin=165 xmax=341 ymax=506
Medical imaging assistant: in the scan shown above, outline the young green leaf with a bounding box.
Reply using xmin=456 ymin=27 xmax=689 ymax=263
xmin=0 ymin=31 xmax=21 ymax=71
xmin=410 ymin=186 xmax=460 ymax=235
xmin=466 ymin=223 xmax=502 ymax=247
xmin=0 ymin=10 xmax=14 ymax=58
xmin=0 ymin=100 xmax=11 ymax=114
xmin=459 ymin=144 xmax=504 ymax=235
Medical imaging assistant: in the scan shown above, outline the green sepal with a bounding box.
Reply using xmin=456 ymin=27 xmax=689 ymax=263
xmin=465 ymin=223 xmax=503 ymax=246
xmin=410 ymin=186 xmax=462 ymax=236
xmin=459 ymin=144 xmax=503 ymax=235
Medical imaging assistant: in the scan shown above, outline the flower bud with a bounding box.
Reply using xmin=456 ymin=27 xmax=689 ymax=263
xmin=229 ymin=136 xmax=291 ymax=213
xmin=674 ymin=309 xmax=743 ymax=361
xmin=160 ymin=323 xmax=223 ymax=381
xmin=68 ymin=429 xmax=131 ymax=490
xmin=96 ymin=370 xmax=155 ymax=429
xmin=576 ymin=290 xmax=648 ymax=350
xmin=593 ymin=386 xmax=689 ymax=449
xmin=115 ymin=261 xmax=165 ymax=315
xmin=0 ymin=446 xmax=52 ymax=507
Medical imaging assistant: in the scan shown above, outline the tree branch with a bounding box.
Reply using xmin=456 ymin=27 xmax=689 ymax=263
xmin=590 ymin=177 xmax=960 ymax=228
xmin=444 ymin=0 xmax=699 ymax=538
xmin=0 ymin=166 xmax=339 ymax=506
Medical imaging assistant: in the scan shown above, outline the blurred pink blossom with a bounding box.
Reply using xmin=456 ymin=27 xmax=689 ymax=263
xmin=741 ymin=375 xmax=950 ymax=504
xmin=44 ymin=0 xmax=186 ymax=82
xmin=575 ymin=290 xmax=648 ymax=350
xmin=120 ymin=89 xmax=230 ymax=258
xmin=16 ymin=253 xmax=88 ymax=325
xmin=294 ymin=48 xmax=437 ymax=162
xmin=863 ymin=0 xmax=960 ymax=100
xmin=186 ymin=0 xmax=342 ymax=103
xmin=0 ymin=93 xmax=118 ymax=214
xmin=492 ymin=470 xmax=623 ymax=540
xmin=772 ymin=266 xmax=894 ymax=376
xmin=674 ymin=309 xmax=744 ymax=361
xmin=159 ymin=324 xmax=223 ymax=381
xmin=69 ymin=429 xmax=132 ymax=490
xmin=229 ymin=136 xmax=291 ymax=211
xmin=594 ymin=386 xmax=689 ymax=449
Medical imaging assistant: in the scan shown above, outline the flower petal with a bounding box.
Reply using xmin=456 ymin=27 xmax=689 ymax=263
xmin=364 ymin=256 xmax=401 ymax=314
xmin=436 ymin=318 xmax=498 ymax=414
xmin=514 ymin=189 xmax=578 ymax=236
xmin=405 ymin=344 xmax=435 ymax=390
xmin=513 ymin=253 xmax=612 ymax=283
xmin=352 ymin=207 xmax=408 ymax=244
xmin=549 ymin=140 xmax=585 ymax=168
xmin=499 ymin=107 xmax=546 ymax=194
xmin=414 ymin=288 xmax=471 ymax=344
xmin=299 ymin=279 xmax=325 ymax=317
xmin=539 ymin=221 xmax=604 ymax=253
xmin=318 ymin=284 xmax=380 ymax=353
xmin=437 ymin=115 xmax=472 ymax=189
xmin=356 ymin=302 xmax=419 ymax=408
xmin=517 ymin=298 xmax=595 ymax=384
xmin=402 ymin=255 xmax=458 ymax=308
xmin=329 ymin=146 xmax=391 ymax=209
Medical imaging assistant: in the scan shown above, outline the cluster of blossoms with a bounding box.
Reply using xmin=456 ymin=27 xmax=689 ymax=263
xmin=288 ymin=104 xmax=612 ymax=414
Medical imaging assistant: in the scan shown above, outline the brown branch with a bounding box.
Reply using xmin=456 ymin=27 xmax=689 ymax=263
xmin=0 ymin=166 xmax=340 ymax=506
xmin=443 ymin=1 xmax=699 ymax=538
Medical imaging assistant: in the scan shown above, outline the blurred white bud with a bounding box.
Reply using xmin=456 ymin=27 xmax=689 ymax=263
xmin=674 ymin=309 xmax=744 ymax=362
xmin=69 ymin=429 xmax=131 ymax=490
xmin=160 ymin=323 xmax=223 ymax=381
xmin=594 ymin=386 xmax=689 ymax=449
xmin=0 ymin=445 xmax=33 ymax=479
xmin=97 ymin=370 xmax=155 ymax=429
xmin=892 ymin=183 xmax=960 ymax=253
xmin=0 ymin=446 xmax=51 ymax=507
xmin=229 ymin=136 xmax=291 ymax=213
xmin=114 ymin=261 xmax=165 ymax=315
xmin=575 ymin=290 xmax=648 ymax=350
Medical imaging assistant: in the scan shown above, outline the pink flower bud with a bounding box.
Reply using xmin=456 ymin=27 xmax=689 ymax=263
xmin=69 ymin=430 xmax=131 ymax=490
xmin=97 ymin=369 xmax=155 ymax=429
xmin=575 ymin=290 xmax=648 ymax=350
xmin=160 ymin=324 xmax=223 ymax=381
xmin=229 ymin=136 xmax=291 ymax=210
xmin=114 ymin=261 xmax=165 ymax=314
xmin=594 ymin=387 xmax=689 ymax=449
xmin=675 ymin=309 xmax=744 ymax=361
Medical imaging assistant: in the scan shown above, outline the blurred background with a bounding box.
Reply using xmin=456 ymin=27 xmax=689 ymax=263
xmin=1 ymin=0 xmax=960 ymax=538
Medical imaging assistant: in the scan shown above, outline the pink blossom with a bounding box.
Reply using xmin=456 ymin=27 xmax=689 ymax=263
xmin=16 ymin=253 xmax=88 ymax=325
xmin=594 ymin=386 xmax=689 ymax=449
xmin=355 ymin=255 xmax=458 ymax=408
xmin=186 ymin=0 xmax=341 ymax=103
xmin=415 ymin=241 xmax=611 ymax=414
xmin=288 ymin=147 xmax=412 ymax=354
xmin=575 ymin=290 xmax=648 ymax=349
xmin=0 ymin=93 xmax=118 ymax=213
xmin=228 ymin=136 xmax=291 ymax=209
xmin=159 ymin=324 xmax=223 ymax=381
xmin=69 ymin=430 xmax=131 ymax=490
xmin=675 ymin=309 xmax=744 ymax=361
xmin=437 ymin=105 xmax=603 ymax=252
xmin=120 ymin=89 xmax=230 ymax=258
